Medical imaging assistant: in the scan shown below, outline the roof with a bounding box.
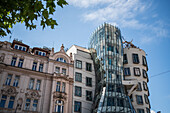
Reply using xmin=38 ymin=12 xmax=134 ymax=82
xmin=73 ymin=45 xmax=90 ymax=53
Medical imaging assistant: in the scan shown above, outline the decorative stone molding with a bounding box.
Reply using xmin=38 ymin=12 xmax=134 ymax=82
xmin=53 ymin=91 xmax=67 ymax=100
xmin=25 ymin=90 xmax=41 ymax=99
xmin=0 ymin=53 xmax=5 ymax=62
xmin=17 ymin=98 xmax=23 ymax=110
xmin=20 ymin=55 xmax=25 ymax=59
xmin=1 ymin=86 xmax=18 ymax=96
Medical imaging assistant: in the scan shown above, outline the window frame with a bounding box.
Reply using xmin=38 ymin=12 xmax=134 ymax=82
xmin=124 ymin=67 xmax=131 ymax=76
xmin=0 ymin=95 xmax=7 ymax=108
xmin=39 ymin=63 xmax=43 ymax=72
xmin=18 ymin=59 xmax=24 ymax=68
xmin=86 ymin=77 xmax=92 ymax=87
xmin=136 ymin=95 xmax=143 ymax=105
xmin=123 ymin=54 xmax=128 ymax=64
xmin=86 ymin=62 xmax=92 ymax=72
xmin=86 ymin=90 xmax=92 ymax=101
xmin=75 ymin=72 xmax=82 ymax=82
xmin=28 ymin=78 xmax=34 ymax=90
xmin=142 ymin=56 xmax=147 ymax=66
xmin=35 ymin=80 xmax=41 ymax=91
xmin=32 ymin=62 xmax=37 ymax=71
xmin=74 ymin=101 xmax=81 ymax=112
xmin=76 ymin=60 xmax=82 ymax=69
xmin=8 ymin=96 xmax=15 ymax=109
xmin=13 ymin=75 xmax=20 ymax=87
xmin=134 ymin=67 xmax=141 ymax=76
xmin=132 ymin=53 xmax=140 ymax=64
xmin=143 ymin=69 xmax=148 ymax=78
xmin=56 ymin=81 xmax=61 ymax=92
xmin=136 ymin=82 xmax=142 ymax=91
xmin=75 ymin=86 xmax=82 ymax=97
xmin=11 ymin=57 xmax=17 ymax=66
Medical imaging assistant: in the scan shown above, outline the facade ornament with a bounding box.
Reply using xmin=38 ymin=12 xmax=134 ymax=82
xmin=17 ymin=98 xmax=23 ymax=110
xmin=0 ymin=53 xmax=5 ymax=62
xmin=53 ymin=91 xmax=66 ymax=100
xmin=25 ymin=90 xmax=41 ymax=99
xmin=1 ymin=86 xmax=18 ymax=96
xmin=60 ymin=44 xmax=65 ymax=52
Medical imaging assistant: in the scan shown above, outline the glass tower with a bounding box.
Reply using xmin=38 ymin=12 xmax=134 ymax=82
xmin=89 ymin=23 xmax=135 ymax=113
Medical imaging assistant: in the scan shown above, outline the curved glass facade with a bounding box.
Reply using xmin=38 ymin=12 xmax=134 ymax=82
xmin=89 ymin=23 xmax=134 ymax=113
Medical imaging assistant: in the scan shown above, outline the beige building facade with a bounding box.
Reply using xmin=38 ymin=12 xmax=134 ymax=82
xmin=0 ymin=40 xmax=73 ymax=113
xmin=122 ymin=42 xmax=150 ymax=113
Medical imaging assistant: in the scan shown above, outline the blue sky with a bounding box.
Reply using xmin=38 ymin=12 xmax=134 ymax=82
xmin=1 ymin=0 xmax=170 ymax=112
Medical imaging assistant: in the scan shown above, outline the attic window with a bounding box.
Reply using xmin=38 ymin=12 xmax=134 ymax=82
xmin=35 ymin=50 xmax=46 ymax=56
xmin=56 ymin=58 xmax=66 ymax=63
xmin=14 ymin=44 xmax=26 ymax=51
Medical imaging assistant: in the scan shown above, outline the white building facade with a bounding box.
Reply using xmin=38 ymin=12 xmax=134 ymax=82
xmin=67 ymin=45 xmax=96 ymax=113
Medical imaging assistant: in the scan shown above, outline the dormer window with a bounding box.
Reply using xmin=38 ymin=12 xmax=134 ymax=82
xmin=14 ymin=44 xmax=26 ymax=51
xmin=35 ymin=50 xmax=46 ymax=56
xmin=56 ymin=58 xmax=66 ymax=63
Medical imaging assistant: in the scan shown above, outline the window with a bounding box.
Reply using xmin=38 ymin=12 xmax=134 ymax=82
xmin=11 ymin=57 xmax=17 ymax=66
xmin=56 ymin=81 xmax=61 ymax=92
xmin=62 ymin=68 xmax=66 ymax=75
xmin=8 ymin=96 xmax=15 ymax=108
xmin=56 ymin=67 xmax=60 ymax=73
xmin=144 ymin=94 xmax=149 ymax=104
xmin=107 ymin=97 xmax=115 ymax=106
xmin=136 ymin=95 xmax=143 ymax=104
xmin=18 ymin=59 xmax=24 ymax=68
xmin=124 ymin=68 xmax=131 ymax=76
xmin=32 ymin=99 xmax=38 ymax=111
xmin=75 ymin=72 xmax=82 ymax=82
xmin=146 ymin=108 xmax=150 ymax=113
xmin=123 ymin=54 xmax=128 ymax=64
xmin=32 ymin=62 xmax=37 ymax=71
xmin=28 ymin=78 xmax=34 ymax=89
xmin=117 ymin=98 xmax=124 ymax=107
xmin=56 ymin=58 xmax=66 ymax=63
xmin=108 ymin=59 xmax=112 ymax=65
xmin=86 ymin=63 xmax=92 ymax=71
xmin=5 ymin=74 xmax=12 ymax=85
xmin=39 ymin=64 xmax=43 ymax=72
xmin=14 ymin=44 xmax=26 ymax=51
xmin=142 ymin=56 xmax=147 ymax=66
xmin=75 ymin=86 xmax=81 ymax=97
xmin=108 ymin=84 xmax=114 ymax=92
xmin=0 ymin=95 xmax=7 ymax=108
xmin=143 ymin=69 xmax=147 ymax=78
xmin=74 ymin=101 xmax=81 ymax=112
xmin=137 ymin=82 xmax=142 ymax=91
xmin=86 ymin=77 xmax=92 ymax=87
xmin=36 ymin=80 xmax=41 ymax=90
xmin=35 ymin=50 xmax=46 ymax=56
xmin=13 ymin=75 xmax=20 ymax=87
xmin=25 ymin=98 xmax=31 ymax=110
xmin=62 ymin=82 xmax=66 ymax=93
xmin=76 ymin=60 xmax=82 ymax=69
xmin=134 ymin=67 xmax=141 ymax=76
xmin=132 ymin=54 xmax=139 ymax=64
xmin=137 ymin=109 xmax=144 ymax=113
xmin=107 ymin=46 xmax=114 ymax=52
xmin=86 ymin=90 xmax=92 ymax=101
xmin=143 ymin=81 xmax=148 ymax=91
xmin=54 ymin=100 xmax=64 ymax=113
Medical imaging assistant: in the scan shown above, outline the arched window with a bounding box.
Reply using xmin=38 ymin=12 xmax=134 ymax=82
xmin=54 ymin=100 xmax=64 ymax=113
xmin=56 ymin=58 xmax=66 ymax=63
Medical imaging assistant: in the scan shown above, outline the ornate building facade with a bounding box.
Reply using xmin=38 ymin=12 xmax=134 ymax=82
xmin=0 ymin=40 xmax=74 ymax=113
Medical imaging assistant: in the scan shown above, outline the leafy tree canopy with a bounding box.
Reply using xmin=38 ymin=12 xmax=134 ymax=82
xmin=0 ymin=0 xmax=68 ymax=37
